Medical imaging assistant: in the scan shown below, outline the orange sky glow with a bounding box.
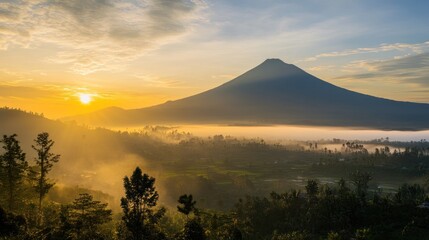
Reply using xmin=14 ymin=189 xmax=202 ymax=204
xmin=1 ymin=1 xmax=429 ymax=118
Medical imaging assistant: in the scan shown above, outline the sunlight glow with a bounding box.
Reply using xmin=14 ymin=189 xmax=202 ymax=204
xmin=79 ymin=93 xmax=92 ymax=104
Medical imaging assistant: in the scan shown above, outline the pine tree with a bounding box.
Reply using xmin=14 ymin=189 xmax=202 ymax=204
xmin=56 ymin=193 xmax=112 ymax=240
xmin=31 ymin=132 xmax=60 ymax=222
xmin=0 ymin=134 xmax=27 ymax=212
xmin=120 ymin=167 xmax=165 ymax=240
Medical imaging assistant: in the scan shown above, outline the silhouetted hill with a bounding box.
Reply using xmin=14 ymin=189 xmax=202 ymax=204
xmin=0 ymin=108 xmax=64 ymax=140
xmin=64 ymin=59 xmax=429 ymax=130
xmin=0 ymin=107 xmax=134 ymax=165
xmin=0 ymin=107 xmax=162 ymax=198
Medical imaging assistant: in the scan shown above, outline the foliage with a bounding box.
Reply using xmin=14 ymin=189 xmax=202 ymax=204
xmin=305 ymin=179 xmax=319 ymax=202
xmin=51 ymin=193 xmax=112 ymax=240
xmin=271 ymin=231 xmax=310 ymax=240
xmin=354 ymin=228 xmax=372 ymax=240
xmin=394 ymin=184 xmax=426 ymax=205
xmin=181 ymin=218 xmax=206 ymax=240
xmin=31 ymin=132 xmax=60 ymax=223
xmin=0 ymin=206 xmax=26 ymax=237
xmin=350 ymin=170 xmax=372 ymax=201
xmin=177 ymin=194 xmax=197 ymax=217
xmin=233 ymin=175 xmax=429 ymax=240
xmin=0 ymin=134 xmax=27 ymax=212
xmin=326 ymin=231 xmax=343 ymax=240
xmin=120 ymin=167 xmax=165 ymax=240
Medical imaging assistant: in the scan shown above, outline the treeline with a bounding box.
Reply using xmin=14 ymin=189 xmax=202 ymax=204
xmin=0 ymin=107 xmax=45 ymax=118
xmin=233 ymin=175 xmax=429 ymax=240
xmin=311 ymin=141 xmax=429 ymax=172
xmin=2 ymin=133 xmax=429 ymax=239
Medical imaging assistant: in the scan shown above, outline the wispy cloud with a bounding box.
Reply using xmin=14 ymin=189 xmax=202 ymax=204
xmin=301 ymin=41 xmax=429 ymax=62
xmin=133 ymin=74 xmax=186 ymax=88
xmin=0 ymin=0 xmax=206 ymax=74
xmin=336 ymin=52 xmax=429 ymax=88
xmin=307 ymin=65 xmax=336 ymax=71
xmin=0 ymin=85 xmax=54 ymax=99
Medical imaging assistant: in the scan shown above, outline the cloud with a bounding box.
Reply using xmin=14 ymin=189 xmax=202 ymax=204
xmin=0 ymin=0 xmax=206 ymax=74
xmin=336 ymin=52 xmax=429 ymax=87
xmin=301 ymin=41 xmax=429 ymax=62
xmin=133 ymin=74 xmax=185 ymax=88
xmin=0 ymin=85 xmax=54 ymax=99
xmin=376 ymin=52 xmax=429 ymax=71
xmin=307 ymin=65 xmax=336 ymax=71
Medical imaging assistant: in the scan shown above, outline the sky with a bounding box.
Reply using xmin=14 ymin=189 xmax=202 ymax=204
xmin=1 ymin=0 xmax=429 ymax=118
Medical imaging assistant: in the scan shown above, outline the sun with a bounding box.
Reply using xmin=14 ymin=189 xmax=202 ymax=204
xmin=79 ymin=93 xmax=92 ymax=104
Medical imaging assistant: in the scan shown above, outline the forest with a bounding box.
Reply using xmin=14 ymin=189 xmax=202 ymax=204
xmin=2 ymin=127 xmax=429 ymax=239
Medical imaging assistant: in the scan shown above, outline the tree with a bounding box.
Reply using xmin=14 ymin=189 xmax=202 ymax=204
xmin=120 ymin=167 xmax=165 ymax=240
xmin=0 ymin=134 xmax=27 ymax=212
xmin=350 ymin=171 xmax=372 ymax=201
xmin=305 ymin=180 xmax=319 ymax=202
xmin=31 ymin=132 xmax=60 ymax=222
xmin=55 ymin=193 xmax=112 ymax=240
xmin=337 ymin=178 xmax=350 ymax=197
xmin=182 ymin=218 xmax=206 ymax=240
xmin=177 ymin=194 xmax=197 ymax=218
xmin=177 ymin=194 xmax=206 ymax=240
xmin=394 ymin=184 xmax=426 ymax=205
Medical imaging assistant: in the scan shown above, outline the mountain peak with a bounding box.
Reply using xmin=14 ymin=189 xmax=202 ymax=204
xmin=262 ymin=58 xmax=286 ymax=64
xmin=231 ymin=58 xmax=303 ymax=84
xmin=257 ymin=58 xmax=297 ymax=70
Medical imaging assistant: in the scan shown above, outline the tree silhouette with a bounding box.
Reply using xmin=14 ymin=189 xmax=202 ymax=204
xmin=0 ymin=134 xmax=27 ymax=212
xmin=305 ymin=180 xmax=319 ymax=202
xmin=177 ymin=194 xmax=196 ymax=218
xmin=32 ymin=132 xmax=60 ymax=224
xmin=120 ymin=167 xmax=164 ymax=240
xmin=350 ymin=170 xmax=372 ymax=202
xmin=58 ymin=193 xmax=112 ymax=240
xmin=394 ymin=183 xmax=426 ymax=205
xmin=177 ymin=194 xmax=206 ymax=240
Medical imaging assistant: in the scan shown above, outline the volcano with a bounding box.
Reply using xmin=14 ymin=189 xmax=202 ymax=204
xmin=64 ymin=59 xmax=429 ymax=130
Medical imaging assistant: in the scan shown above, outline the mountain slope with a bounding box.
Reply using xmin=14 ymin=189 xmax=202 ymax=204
xmin=64 ymin=59 xmax=429 ymax=130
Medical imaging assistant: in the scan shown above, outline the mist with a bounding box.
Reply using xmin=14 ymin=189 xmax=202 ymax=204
xmin=113 ymin=124 xmax=429 ymax=142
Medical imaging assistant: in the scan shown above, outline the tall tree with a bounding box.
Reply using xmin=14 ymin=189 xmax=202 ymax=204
xmin=0 ymin=134 xmax=27 ymax=212
xmin=31 ymin=132 xmax=60 ymax=219
xmin=120 ymin=167 xmax=165 ymax=240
